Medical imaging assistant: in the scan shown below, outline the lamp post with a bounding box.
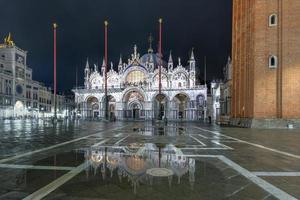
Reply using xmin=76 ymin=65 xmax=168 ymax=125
xmin=41 ymin=107 xmax=45 ymax=119
xmin=28 ymin=106 xmax=32 ymax=118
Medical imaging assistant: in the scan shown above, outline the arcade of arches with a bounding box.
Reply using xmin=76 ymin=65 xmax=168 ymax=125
xmin=78 ymin=92 xmax=206 ymax=121
xmin=74 ymin=45 xmax=207 ymax=121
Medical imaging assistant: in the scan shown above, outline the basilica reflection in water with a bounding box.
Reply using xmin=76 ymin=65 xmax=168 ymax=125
xmin=83 ymin=143 xmax=195 ymax=194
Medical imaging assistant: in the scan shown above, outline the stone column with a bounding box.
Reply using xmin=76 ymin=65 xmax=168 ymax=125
xmin=83 ymin=102 xmax=86 ymax=118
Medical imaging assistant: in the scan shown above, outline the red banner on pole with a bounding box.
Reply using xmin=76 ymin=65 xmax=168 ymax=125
xmin=159 ymin=18 xmax=162 ymax=94
xmin=53 ymin=23 xmax=57 ymax=119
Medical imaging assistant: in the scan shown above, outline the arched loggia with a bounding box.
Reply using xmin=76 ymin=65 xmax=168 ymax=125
xmin=86 ymin=96 xmax=99 ymax=118
xmin=172 ymin=93 xmax=190 ymax=119
xmin=153 ymin=93 xmax=169 ymax=120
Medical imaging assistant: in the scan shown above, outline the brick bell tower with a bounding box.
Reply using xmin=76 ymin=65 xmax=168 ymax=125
xmin=231 ymin=0 xmax=300 ymax=128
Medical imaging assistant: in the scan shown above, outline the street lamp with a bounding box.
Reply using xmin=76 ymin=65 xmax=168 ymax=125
xmin=41 ymin=107 xmax=45 ymax=119
xmin=27 ymin=106 xmax=31 ymax=118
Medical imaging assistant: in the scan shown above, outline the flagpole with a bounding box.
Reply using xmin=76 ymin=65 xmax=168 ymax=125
xmin=204 ymin=56 xmax=207 ymax=122
xmin=75 ymin=66 xmax=78 ymax=118
xmin=53 ymin=23 xmax=57 ymax=120
xmin=158 ymin=18 xmax=162 ymax=95
xmin=104 ymin=20 xmax=108 ymax=120
xmin=204 ymin=56 xmax=207 ymax=86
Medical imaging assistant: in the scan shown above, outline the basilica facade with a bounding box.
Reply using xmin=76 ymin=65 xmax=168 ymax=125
xmin=74 ymin=45 xmax=207 ymax=121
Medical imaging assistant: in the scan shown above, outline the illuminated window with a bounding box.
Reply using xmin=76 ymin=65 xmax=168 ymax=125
xmin=126 ymin=70 xmax=145 ymax=83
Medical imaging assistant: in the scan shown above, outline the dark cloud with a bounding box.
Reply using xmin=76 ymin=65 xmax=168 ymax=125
xmin=0 ymin=0 xmax=232 ymax=91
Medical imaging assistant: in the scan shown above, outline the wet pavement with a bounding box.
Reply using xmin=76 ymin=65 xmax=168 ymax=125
xmin=0 ymin=120 xmax=299 ymax=199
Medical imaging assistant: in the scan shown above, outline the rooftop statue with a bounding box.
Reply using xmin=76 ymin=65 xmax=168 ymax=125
xmin=4 ymin=33 xmax=14 ymax=46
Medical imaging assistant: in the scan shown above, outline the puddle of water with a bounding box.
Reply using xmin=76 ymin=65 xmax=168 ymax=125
xmin=0 ymin=142 xmax=272 ymax=199
xmin=46 ymin=145 xmax=226 ymax=199
xmin=132 ymin=126 xmax=187 ymax=136
xmin=33 ymin=151 xmax=85 ymax=167
xmin=0 ymin=168 xmax=66 ymax=199
xmin=44 ymin=145 xmax=270 ymax=200
xmin=44 ymin=144 xmax=264 ymax=199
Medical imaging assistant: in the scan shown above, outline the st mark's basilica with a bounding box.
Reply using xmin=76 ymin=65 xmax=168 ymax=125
xmin=74 ymin=43 xmax=207 ymax=121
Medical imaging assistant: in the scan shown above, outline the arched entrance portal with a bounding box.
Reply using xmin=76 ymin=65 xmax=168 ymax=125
xmin=173 ymin=93 xmax=189 ymax=119
xmin=130 ymin=102 xmax=142 ymax=119
xmin=86 ymin=96 xmax=99 ymax=118
xmin=153 ymin=94 xmax=168 ymax=120
xmin=123 ymin=91 xmax=144 ymax=119
xmin=14 ymin=101 xmax=25 ymax=117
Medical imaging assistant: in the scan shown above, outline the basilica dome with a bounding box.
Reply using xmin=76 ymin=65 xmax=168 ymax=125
xmin=140 ymin=53 xmax=167 ymax=68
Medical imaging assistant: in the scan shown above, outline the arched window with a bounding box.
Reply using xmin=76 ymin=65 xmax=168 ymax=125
xmin=269 ymin=55 xmax=277 ymax=68
xmin=269 ymin=14 xmax=277 ymax=26
xmin=196 ymin=95 xmax=205 ymax=107
xmin=126 ymin=70 xmax=145 ymax=84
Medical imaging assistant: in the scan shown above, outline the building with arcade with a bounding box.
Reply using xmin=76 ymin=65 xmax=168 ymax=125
xmin=74 ymin=44 xmax=207 ymax=121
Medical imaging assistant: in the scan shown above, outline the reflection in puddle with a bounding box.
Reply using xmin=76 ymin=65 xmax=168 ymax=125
xmin=84 ymin=143 xmax=195 ymax=194
xmin=133 ymin=126 xmax=186 ymax=136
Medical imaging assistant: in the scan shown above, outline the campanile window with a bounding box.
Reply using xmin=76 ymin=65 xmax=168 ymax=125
xmin=269 ymin=14 xmax=278 ymax=26
xmin=269 ymin=55 xmax=278 ymax=68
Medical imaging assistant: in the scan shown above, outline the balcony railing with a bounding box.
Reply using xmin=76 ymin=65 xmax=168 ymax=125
xmin=73 ymin=84 xmax=207 ymax=94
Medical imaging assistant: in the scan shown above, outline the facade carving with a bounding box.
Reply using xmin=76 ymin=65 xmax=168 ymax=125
xmin=74 ymin=45 xmax=207 ymax=120
xmin=0 ymin=34 xmax=72 ymax=119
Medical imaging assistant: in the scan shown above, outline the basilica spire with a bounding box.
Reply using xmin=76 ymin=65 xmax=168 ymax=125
xmin=102 ymin=57 xmax=106 ymax=67
xmin=94 ymin=64 xmax=98 ymax=72
xmin=110 ymin=62 xmax=113 ymax=71
xmin=84 ymin=58 xmax=90 ymax=77
xmin=84 ymin=58 xmax=90 ymax=88
xmin=85 ymin=58 xmax=90 ymax=71
xmin=118 ymin=55 xmax=123 ymax=72
xmin=168 ymin=51 xmax=173 ymax=71
xmin=178 ymin=57 xmax=182 ymax=66
xmin=189 ymin=48 xmax=195 ymax=72
xmin=168 ymin=51 xmax=173 ymax=63
xmin=101 ymin=58 xmax=106 ymax=75
xmin=190 ymin=47 xmax=195 ymax=61
xmin=134 ymin=44 xmax=138 ymax=56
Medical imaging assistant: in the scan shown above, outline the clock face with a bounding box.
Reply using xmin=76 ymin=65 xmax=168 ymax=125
xmin=16 ymin=84 xmax=23 ymax=95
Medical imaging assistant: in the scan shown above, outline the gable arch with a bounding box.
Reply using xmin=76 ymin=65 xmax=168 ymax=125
xmin=122 ymin=64 xmax=148 ymax=84
xmin=152 ymin=72 xmax=169 ymax=88
xmin=171 ymin=92 xmax=191 ymax=101
xmin=171 ymin=71 xmax=189 ymax=88
xmin=122 ymin=87 xmax=147 ymax=102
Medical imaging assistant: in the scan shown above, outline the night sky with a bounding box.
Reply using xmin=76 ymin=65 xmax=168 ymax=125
xmin=0 ymin=0 xmax=232 ymax=92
